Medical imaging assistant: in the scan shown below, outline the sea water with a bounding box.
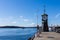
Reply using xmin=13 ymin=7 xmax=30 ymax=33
xmin=0 ymin=28 xmax=37 ymax=40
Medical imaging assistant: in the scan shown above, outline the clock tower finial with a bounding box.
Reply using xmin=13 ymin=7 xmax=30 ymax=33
xmin=43 ymin=0 xmax=46 ymax=14
xmin=44 ymin=4 xmax=46 ymax=14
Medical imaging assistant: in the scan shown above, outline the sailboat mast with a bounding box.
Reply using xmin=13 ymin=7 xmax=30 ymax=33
xmin=36 ymin=9 xmax=39 ymax=25
xmin=36 ymin=9 xmax=40 ymax=30
xmin=37 ymin=12 xmax=38 ymax=25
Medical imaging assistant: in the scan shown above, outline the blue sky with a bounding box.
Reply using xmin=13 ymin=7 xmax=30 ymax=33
xmin=0 ymin=0 xmax=60 ymax=27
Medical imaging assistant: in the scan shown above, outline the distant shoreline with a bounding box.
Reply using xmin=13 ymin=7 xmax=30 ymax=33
xmin=0 ymin=26 xmax=37 ymax=28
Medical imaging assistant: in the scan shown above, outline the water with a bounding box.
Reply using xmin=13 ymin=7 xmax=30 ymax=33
xmin=0 ymin=28 xmax=37 ymax=40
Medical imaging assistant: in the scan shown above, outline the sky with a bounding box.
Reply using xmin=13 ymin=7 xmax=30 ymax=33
xmin=0 ymin=0 xmax=60 ymax=27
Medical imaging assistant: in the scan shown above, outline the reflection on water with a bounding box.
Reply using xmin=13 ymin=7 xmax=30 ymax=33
xmin=0 ymin=28 xmax=37 ymax=40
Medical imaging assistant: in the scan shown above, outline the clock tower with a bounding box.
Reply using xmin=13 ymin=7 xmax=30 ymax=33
xmin=41 ymin=5 xmax=49 ymax=32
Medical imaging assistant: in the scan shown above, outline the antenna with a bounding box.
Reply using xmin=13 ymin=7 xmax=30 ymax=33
xmin=43 ymin=0 xmax=46 ymax=14
xmin=44 ymin=4 xmax=46 ymax=14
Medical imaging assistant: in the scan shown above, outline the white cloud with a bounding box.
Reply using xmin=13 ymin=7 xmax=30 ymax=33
xmin=0 ymin=16 xmax=13 ymax=21
xmin=55 ymin=13 xmax=60 ymax=18
xmin=31 ymin=23 xmax=35 ymax=25
xmin=9 ymin=16 xmax=13 ymax=19
xmin=20 ymin=16 xmax=23 ymax=18
xmin=0 ymin=16 xmax=35 ymax=27
xmin=19 ymin=16 xmax=32 ymax=22
xmin=12 ymin=22 xmax=17 ymax=24
xmin=30 ymin=23 xmax=35 ymax=26
xmin=22 ymin=23 xmax=36 ymax=27
xmin=0 ymin=25 xmax=5 ymax=26
xmin=24 ymin=19 xmax=29 ymax=22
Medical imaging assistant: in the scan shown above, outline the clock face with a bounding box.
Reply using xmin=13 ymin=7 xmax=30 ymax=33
xmin=43 ymin=16 xmax=47 ymax=20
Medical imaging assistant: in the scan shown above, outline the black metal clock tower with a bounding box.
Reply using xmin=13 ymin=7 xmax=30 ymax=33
xmin=41 ymin=5 xmax=49 ymax=32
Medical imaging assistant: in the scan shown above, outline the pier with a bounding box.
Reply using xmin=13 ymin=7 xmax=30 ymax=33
xmin=34 ymin=32 xmax=60 ymax=40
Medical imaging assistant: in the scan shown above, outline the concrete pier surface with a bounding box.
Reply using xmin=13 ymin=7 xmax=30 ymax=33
xmin=34 ymin=32 xmax=60 ymax=40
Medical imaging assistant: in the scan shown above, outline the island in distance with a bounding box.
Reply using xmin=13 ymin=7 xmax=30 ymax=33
xmin=0 ymin=26 xmax=37 ymax=28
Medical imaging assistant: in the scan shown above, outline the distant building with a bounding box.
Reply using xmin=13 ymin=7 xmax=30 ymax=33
xmin=55 ymin=26 xmax=60 ymax=32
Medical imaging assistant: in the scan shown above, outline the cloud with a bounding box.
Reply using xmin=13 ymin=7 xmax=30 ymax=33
xmin=31 ymin=23 xmax=35 ymax=25
xmin=9 ymin=16 xmax=13 ymax=19
xmin=12 ymin=22 xmax=17 ymax=24
xmin=24 ymin=19 xmax=29 ymax=22
xmin=0 ymin=16 xmax=34 ymax=26
xmin=0 ymin=16 xmax=13 ymax=21
xmin=30 ymin=23 xmax=35 ymax=26
xmin=20 ymin=16 xmax=23 ymax=18
xmin=19 ymin=16 xmax=32 ymax=22
xmin=55 ymin=13 xmax=60 ymax=18
xmin=24 ymin=23 xmax=36 ymax=27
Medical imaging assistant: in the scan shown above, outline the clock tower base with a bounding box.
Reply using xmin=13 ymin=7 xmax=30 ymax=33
xmin=43 ymin=20 xmax=49 ymax=32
